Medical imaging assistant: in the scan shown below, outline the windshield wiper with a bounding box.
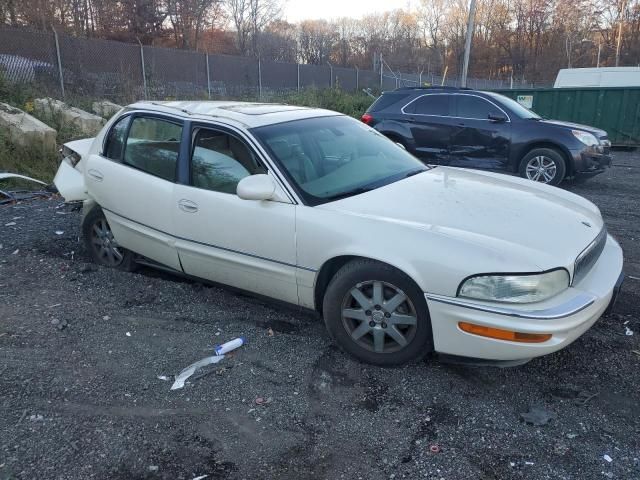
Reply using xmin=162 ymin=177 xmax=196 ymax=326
xmin=324 ymin=186 xmax=373 ymax=201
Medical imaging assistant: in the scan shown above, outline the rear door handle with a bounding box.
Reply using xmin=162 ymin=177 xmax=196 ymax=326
xmin=87 ymin=169 xmax=103 ymax=181
xmin=178 ymin=199 xmax=198 ymax=213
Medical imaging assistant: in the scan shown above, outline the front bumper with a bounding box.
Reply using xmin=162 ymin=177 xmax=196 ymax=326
xmin=571 ymin=146 xmax=612 ymax=178
xmin=425 ymin=234 xmax=623 ymax=361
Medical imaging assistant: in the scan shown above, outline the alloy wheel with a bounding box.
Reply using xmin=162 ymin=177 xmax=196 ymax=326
xmin=341 ymin=280 xmax=418 ymax=354
xmin=90 ymin=218 xmax=124 ymax=266
xmin=525 ymin=155 xmax=557 ymax=183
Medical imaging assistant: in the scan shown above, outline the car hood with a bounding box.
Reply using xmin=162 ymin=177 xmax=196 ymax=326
xmin=319 ymin=167 xmax=603 ymax=272
xmin=540 ymin=119 xmax=607 ymax=138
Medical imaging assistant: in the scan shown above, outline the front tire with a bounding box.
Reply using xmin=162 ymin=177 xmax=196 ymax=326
xmin=519 ymin=148 xmax=567 ymax=186
xmin=322 ymin=259 xmax=433 ymax=366
xmin=82 ymin=206 xmax=137 ymax=271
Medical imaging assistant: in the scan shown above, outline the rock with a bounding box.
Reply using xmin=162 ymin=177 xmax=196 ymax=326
xmin=0 ymin=102 xmax=57 ymax=152
xmin=34 ymin=97 xmax=105 ymax=136
xmin=92 ymin=100 xmax=122 ymax=119
xmin=57 ymin=319 xmax=68 ymax=331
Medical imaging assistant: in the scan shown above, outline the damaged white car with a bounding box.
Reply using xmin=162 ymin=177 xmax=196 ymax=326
xmin=54 ymin=101 xmax=624 ymax=366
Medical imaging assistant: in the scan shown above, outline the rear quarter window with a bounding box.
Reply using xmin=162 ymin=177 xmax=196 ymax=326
xmin=368 ymin=93 xmax=411 ymax=112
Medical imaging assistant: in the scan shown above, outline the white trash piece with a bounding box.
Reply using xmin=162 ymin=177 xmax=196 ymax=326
xmin=170 ymin=355 xmax=225 ymax=391
xmin=214 ymin=337 xmax=245 ymax=355
xmin=171 ymin=337 xmax=245 ymax=391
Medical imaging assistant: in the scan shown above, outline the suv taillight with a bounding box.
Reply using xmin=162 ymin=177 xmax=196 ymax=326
xmin=361 ymin=113 xmax=373 ymax=125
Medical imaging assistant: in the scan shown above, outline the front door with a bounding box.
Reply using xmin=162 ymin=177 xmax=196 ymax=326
xmin=172 ymin=125 xmax=299 ymax=304
xmin=84 ymin=114 xmax=183 ymax=271
xmin=401 ymin=93 xmax=455 ymax=164
xmin=448 ymin=94 xmax=511 ymax=170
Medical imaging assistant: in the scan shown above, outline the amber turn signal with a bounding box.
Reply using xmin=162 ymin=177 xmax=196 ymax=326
xmin=458 ymin=322 xmax=552 ymax=343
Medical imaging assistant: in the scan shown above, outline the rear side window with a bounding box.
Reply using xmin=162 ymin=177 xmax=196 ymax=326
xmin=103 ymin=115 xmax=130 ymax=161
xmin=456 ymin=95 xmax=504 ymax=120
xmin=123 ymin=117 xmax=182 ymax=182
xmin=405 ymin=94 xmax=450 ymax=116
xmin=368 ymin=93 xmax=410 ymax=112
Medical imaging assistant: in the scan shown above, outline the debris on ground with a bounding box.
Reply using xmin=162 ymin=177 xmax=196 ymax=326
xmin=171 ymin=338 xmax=245 ymax=391
xmin=603 ymin=454 xmax=613 ymax=463
xmin=157 ymin=375 xmax=169 ymax=381
xmin=520 ymin=405 xmax=555 ymax=426
xmin=0 ymin=173 xmax=55 ymax=205
xmin=29 ymin=414 xmax=44 ymax=422
xmin=429 ymin=444 xmax=440 ymax=454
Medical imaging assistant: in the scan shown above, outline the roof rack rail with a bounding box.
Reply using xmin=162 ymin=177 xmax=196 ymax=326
xmin=394 ymin=86 xmax=472 ymax=91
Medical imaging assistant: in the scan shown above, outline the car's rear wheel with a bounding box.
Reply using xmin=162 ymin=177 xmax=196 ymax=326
xmin=82 ymin=206 xmax=136 ymax=271
xmin=519 ymin=148 xmax=567 ymax=186
xmin=322 ymin=259 xmax=433 ymax=366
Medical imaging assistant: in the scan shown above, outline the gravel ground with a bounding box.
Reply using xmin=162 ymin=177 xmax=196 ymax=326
xmin=1 ymin=154 xmax=639 ymax=480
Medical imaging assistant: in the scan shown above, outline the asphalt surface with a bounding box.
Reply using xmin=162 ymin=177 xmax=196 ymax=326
xmin=1 ymin=154 xmax=639 ymax=480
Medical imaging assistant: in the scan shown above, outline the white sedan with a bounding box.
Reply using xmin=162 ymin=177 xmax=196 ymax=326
xmin=54 ymin=101 xmax=624 ymax=366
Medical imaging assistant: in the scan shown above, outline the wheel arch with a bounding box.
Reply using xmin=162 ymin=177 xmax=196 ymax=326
xmin=518 ymin=141 xmax=574 ymax=176
xmin=313 ymin=254 xmax=422 ymax=314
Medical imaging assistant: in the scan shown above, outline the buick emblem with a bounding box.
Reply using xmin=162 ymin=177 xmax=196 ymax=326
xmin=582 ymin=221 xmax=592 ymax=228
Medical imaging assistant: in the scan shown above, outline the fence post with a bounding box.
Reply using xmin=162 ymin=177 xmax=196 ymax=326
xmin=419 ymin=69 xmax=422 ymax=86
xmin=258 ymin=57 xmax=262 ymax=101
xmin=297 ymin=63 xmax=300 ymax=92
xmin=137 ymin=38 xmax=147 ymax=100
xmin=52 ymin=28 xmax=65 ymax=99
xmin=380 ymin=53 xmax=383 ymax=88
xmin=327 ymin=61 xmax=333 ymax=88
xmin=355 ymin=67 xmax=359 ymax=91
xmin=205 ymin=53 xmax=211 ymax=99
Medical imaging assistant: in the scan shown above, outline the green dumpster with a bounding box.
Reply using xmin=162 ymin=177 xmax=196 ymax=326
xmin=494 ymin=87 xmax=640 ymax=147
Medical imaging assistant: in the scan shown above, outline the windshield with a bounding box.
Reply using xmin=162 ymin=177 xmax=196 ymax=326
xmin=252 ymin=116 xmax=428 ymax=205
xmin=485 ymin=92 xmax=541 ymax=119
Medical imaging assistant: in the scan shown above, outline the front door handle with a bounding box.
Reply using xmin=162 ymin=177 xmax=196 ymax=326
xmin=178 ymin=199 xmax=198 ymax=213
xmin=87 ymin=169 xmax=104 ymax=181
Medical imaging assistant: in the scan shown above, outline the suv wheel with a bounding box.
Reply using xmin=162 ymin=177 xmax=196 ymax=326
xmin=82 ymin=206 xmax=137 ymax=271
xmin=322 ymin=259 xmax=433 ymax=366
xmin=519 ymin=148 xmax=566 ymax=186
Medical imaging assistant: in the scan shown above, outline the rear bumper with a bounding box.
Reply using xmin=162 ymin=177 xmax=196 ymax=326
xmin=425 ymin=235 xmax=623 ymax=361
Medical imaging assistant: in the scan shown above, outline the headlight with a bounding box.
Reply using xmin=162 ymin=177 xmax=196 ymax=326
xmin=458 ymin=269 xmax=570 ymax=303
xmin=572 ymin=130 xmax=598 ymax=147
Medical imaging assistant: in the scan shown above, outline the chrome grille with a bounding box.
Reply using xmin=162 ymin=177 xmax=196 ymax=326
xmin=573 ymin=227 xmax=607 ymax=285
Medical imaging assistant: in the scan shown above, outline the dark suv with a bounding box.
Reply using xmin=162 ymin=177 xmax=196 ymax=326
xmin=362 ymin=87 xmax=612 ymax=185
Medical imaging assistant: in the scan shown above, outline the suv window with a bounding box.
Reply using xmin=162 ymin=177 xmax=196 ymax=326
xmin=103 ymin=115 xmax=130 ymax=161
xmin=456 ymin=95 xmax=504 ymax=120
xmin=123 ymin=117 xmax=182 ymax=181
xmin=191 ymin=129 xmax=264 ymax=194
xmin=405 ymin=94 xmax=450 ymax=116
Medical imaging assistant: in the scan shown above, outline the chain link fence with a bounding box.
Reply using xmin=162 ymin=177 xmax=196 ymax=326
xmin=0 ymin=26 xmax=538 ymax=106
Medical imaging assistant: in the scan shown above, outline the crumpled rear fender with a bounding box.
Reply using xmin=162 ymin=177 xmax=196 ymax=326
xmin=53 ymin=138 xmax=94 ymax=202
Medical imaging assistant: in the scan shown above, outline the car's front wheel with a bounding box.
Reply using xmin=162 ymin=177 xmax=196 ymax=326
xmin=82 ymin=206 xmax=137 ymax=271
xmin=519 ymin=148 xmax=567 ymax=186
xmin=322 ymin=259 xmax=433 ymax=366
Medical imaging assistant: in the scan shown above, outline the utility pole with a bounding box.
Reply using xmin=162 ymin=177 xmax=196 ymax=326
xmin=616 ymin=0 xmax=627 ymax=67
xmin=461 ymin=0 xmax=477 ymax=88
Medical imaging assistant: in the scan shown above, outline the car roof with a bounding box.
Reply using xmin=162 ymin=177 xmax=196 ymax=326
xmin=124 ymin=101 xmax=340 ymax=128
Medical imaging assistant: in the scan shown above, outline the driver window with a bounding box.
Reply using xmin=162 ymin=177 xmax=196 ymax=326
xmin=191 ymin=129 xmax=264 ymax=194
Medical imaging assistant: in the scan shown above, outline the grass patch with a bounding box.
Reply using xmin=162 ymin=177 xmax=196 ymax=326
xmin=279 ymin=88 xmax=375 ymax=118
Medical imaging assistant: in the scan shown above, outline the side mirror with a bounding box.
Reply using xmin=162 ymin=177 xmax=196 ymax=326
xmin=237 ymin=174 xmax=275 ymax=201
xmin=488 ymin=113 xmax=507 ymax=123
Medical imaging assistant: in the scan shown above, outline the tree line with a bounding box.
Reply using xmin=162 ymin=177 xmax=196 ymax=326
xmin=1 ymin=0 xmax=639 ymax=84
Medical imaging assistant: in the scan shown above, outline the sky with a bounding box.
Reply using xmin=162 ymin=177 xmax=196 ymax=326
xmin=283 ymin=0 xmax=414 ymax=22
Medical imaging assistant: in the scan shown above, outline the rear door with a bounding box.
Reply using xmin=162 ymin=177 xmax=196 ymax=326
xmin=448 ymin=94 xmax=511 ymax=170
xmin=171 ymin=124 xmax=299 ymax=304
xmin=401 ymin=93 xmax=455 ymax=164
xmin=84 ymin=113 xmax=183 ymax=270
